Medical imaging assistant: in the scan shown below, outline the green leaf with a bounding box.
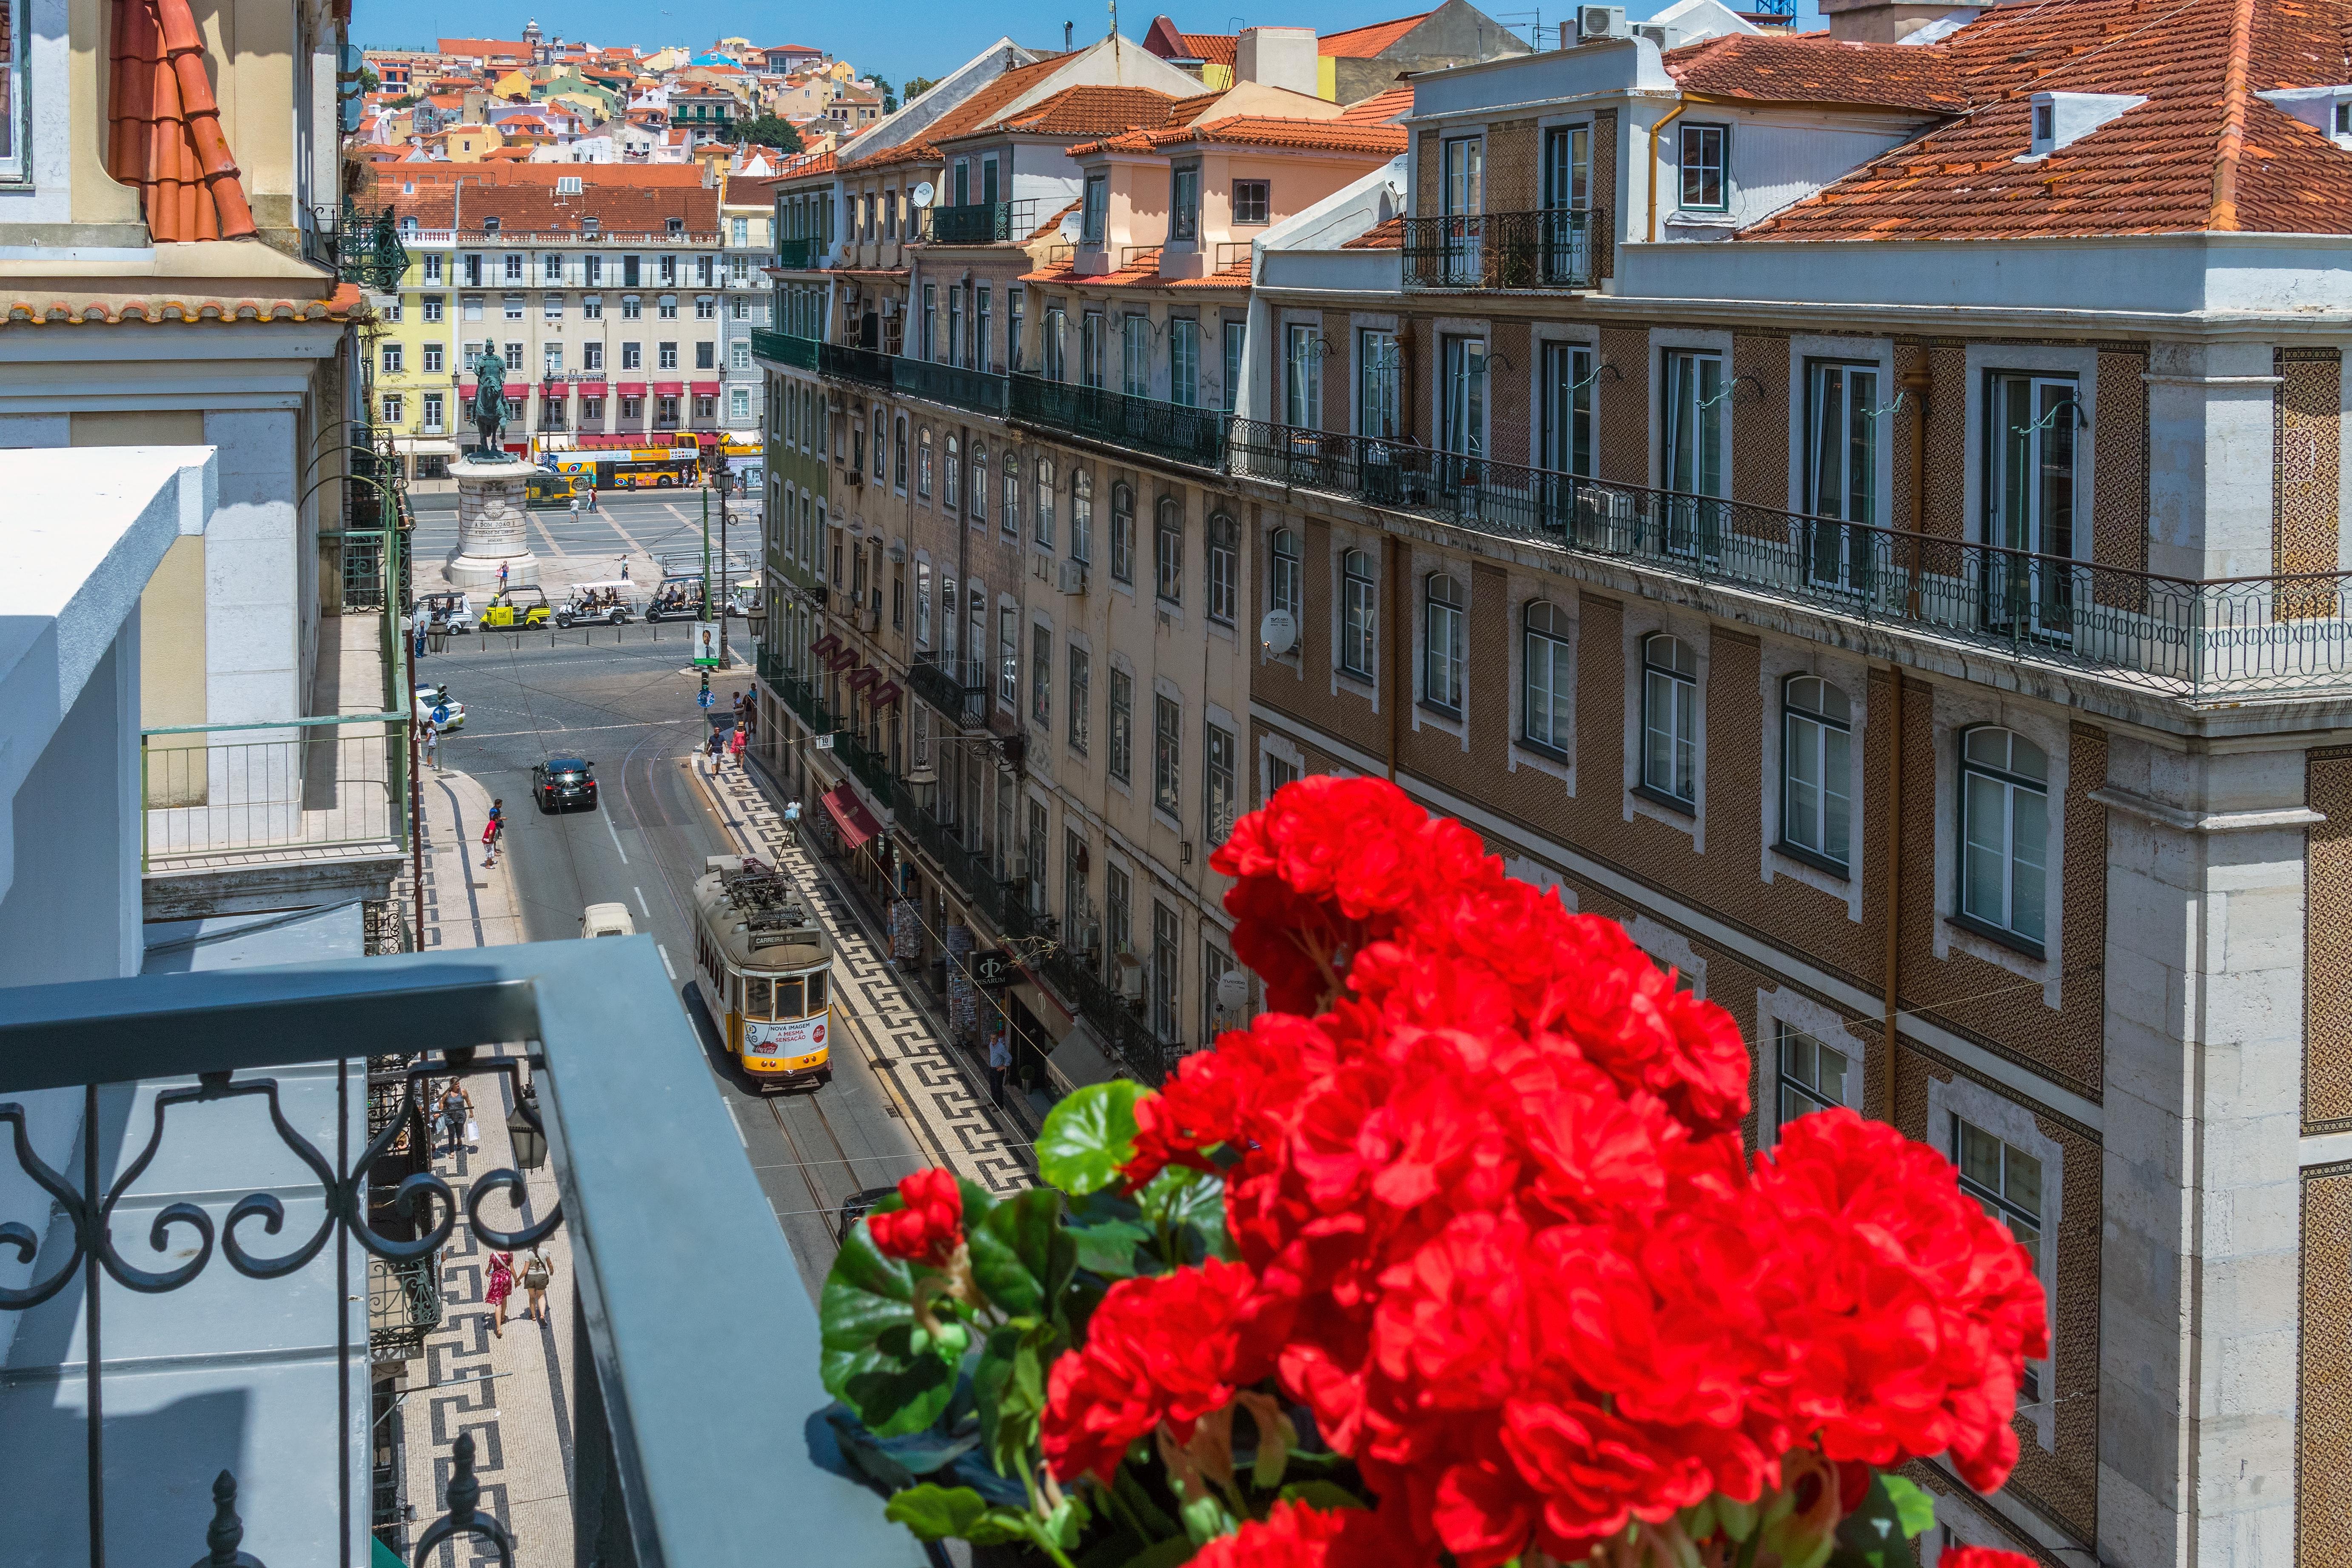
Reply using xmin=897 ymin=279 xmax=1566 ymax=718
xmin=975 ymin=1323 xmax=1058 ymax=1482
xmin=969 ymin=1186 xmax=1077 ymax=1319
xmin=1116 ymin=1537 xmax=1199 ymax=1568
xmin=1277 ymin=1480 xmax=1370 ymax=1512
xmin=884 ymin=1484 xmax=992 ymax=1540
xmin=1070 ymin=1216 xmax=1153 ymax=1279
xmin=820 ymin=1223 xmax=961 ymax=1437
xmin=1830 ymin=1474 xmax=1930 ymax=1568
xmin=1880 ymin=1475 xmax=1936 ymax=1539
xmin=1179 ymin=1491 xmax=1235 ymax=1547
xmin=1137 ymin=1167 xmax=1232 ymax=1265
xmin=1040 ymin=1080 xmax=1146 ymax=1195
xmin=1113 ymin=1460 xmax=1181 ymax=1541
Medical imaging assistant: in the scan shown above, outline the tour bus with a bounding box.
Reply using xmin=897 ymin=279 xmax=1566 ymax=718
xmin=543 ymin=448 xmax=702 ymax=490
xmin=691 ymin=855 xmax=833 ymax=1090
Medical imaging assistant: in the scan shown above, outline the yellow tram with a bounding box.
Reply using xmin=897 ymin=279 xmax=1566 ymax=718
xmin=692 ymin=855 xmax=834 ymax=1089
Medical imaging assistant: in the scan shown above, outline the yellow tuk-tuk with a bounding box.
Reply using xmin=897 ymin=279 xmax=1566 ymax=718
xmin=482 ymin=587 xmax=552 ymax=628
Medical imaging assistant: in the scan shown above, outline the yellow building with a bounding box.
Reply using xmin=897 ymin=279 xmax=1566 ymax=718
xmin=427 ymin=124 xmax=508 ymax=161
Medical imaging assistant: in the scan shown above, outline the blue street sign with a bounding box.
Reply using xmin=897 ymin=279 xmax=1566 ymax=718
xmin=431 ymin=705 xmax=451 ymax=725
xmin=696 ymin=689 xmax=714 ymax=709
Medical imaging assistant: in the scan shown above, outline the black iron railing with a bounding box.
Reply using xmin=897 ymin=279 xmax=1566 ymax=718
xmin=1402 ymin=209 xmax=1597 ymax=291
xmin=927 ymin=200 xmax=1037 ymax=245
xmin=818 ymin=339 xmax=895 ymax=389
xmin=1010 ymin=377 xmax=1226 ymax=470
xmin=837 ymin=729 xmax=897 ymax=802
xmin=1032 ymin=941 xmax=1172 ymax=1087
xmin=750 ymin=327 xmax=818 ymax=368
xmin=898 ymin=356 xmax=1010 ymax=416
xmin=331 ymin=201 xmax=412 ymax=292
xmin=909 ymin=658 xmax=988 ymax=727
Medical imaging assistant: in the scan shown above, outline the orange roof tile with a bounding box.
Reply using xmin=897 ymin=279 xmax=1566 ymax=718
xmin=1338 ymin=84 xmax=1416 ymax=124
xmin=1663 ymin=31 xmax=1969 ymax=111
xmin=1075 ymin=113 xmax=1409 ymax=156
xmin=1341 ymin=214 xmax=1405 ymax=248
xmin=1169 ymin=90 xmax=1226 ymax=123
xmin=8 ymin=282 xmax=368 ymax=325
xmin=1181 ymin=31 xmax=1240 ymax=65
xmin=1319 ymin=12 xmax=1429 ymax=57
xmin=838 ymin=53 xmax=1074 ymax=171
xmin=438 ymin=37 xmax=531 ymax=58
xmin=387 ymin=182 xmax=720 ymax=233
xmin=988 ymin=85 xmax=1183 ymax=137
xmin=1742 ymin=0 xmax=2352 ymax=242
xmin=108 ymin=0 xmax=256 ymax=242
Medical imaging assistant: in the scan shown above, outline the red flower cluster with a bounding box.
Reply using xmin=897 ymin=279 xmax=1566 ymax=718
xmin=1189 ymin=1500 xmax=1356 ymax=1568
xmin=867 ymin=1168 xmax=963 ymax=1267
xmin=1939 ymin=1549 xmax=2040 ymax=1568
xmin=1047 ymin=780 xmax=2047 ymax=1568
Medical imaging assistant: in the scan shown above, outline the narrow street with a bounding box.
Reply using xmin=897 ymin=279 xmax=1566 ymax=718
xmin=417 ymin=626 xmax=1028 ymax=1303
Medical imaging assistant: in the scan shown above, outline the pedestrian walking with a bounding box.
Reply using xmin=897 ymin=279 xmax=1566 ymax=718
xmin=423 ymin=721 xmax=440 ymax=772
xmin=481 ymin=813 xmax=500 ymax=868
xmin=568 ymin=495 xmax=581 ymax=522
xmin=485 ymin=1249 xmax=516 ymax=1338
xmin=730 ymin=690 xmax=744 ymax=718
xmin=783 ymin=797 xmax=801 ymax=845
xmin=587 ymin=485 xmax=600 ymax=514
xmin=619 ymin=556 xmax=628 ymax=579
xmin=436 ymin=1080 xmax=473 ymax=1156
xmin=522 ymin=1246 xmax=554 ymax=1323
xmin=497 ymin=560 xmax=509 ymax=593
xmin=986 ymin=1025 xmax=1012 ymax=1108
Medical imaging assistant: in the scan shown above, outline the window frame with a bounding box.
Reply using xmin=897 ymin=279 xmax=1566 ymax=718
xmin=1154 ymin=497 xmax=1184 ymax=606
xmin=1232 ymin=180 xmax=1270 ymax=226
xmin=1678 ymin=122 xmax=1730 ymax=211
xmin=1206 ymin=513 xmax=1237 ymax=625
xmin=1205 ymin=722 xmax=1237 ymax=844
xmin=1638 ymin=632 xmax=1698 ymax=810
xmin=1152 ymin=693 xmax=1182 ymax=822
xmin=1108 ymin=667 xmax=1134 ymax=784
xmin=1778 ymin=674 xmax=1853 ymax=875
xmin=1422 ymin=573 xmax=1465 ymax=716
xmin=1110 ymin=483 xmax=1135 ymax=585
xmin=1068 ymin=644 xmax=1091 ymax=755
xmin=1803 ymin=359 xmax=1882 ymax=593
xmin=1270 ymin=528 xmax=1302 ymax=623
xmin=1521 ymin=600 xmax=1572 ymax=757
xmin=1775 ymin=1023 xmax=1851 ymax=1135
xmin=1340 ymin=548 xmax=1377 ymax=680
xmin=1357 ymin=328 xmax=1400 ymax=441
xmin=1956 ymin=725 xmax=2050 ymax=955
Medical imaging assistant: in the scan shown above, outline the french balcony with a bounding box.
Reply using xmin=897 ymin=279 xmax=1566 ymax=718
xmin=1009 ymin=377 xmax=1225 ymax=471
xmin=0 ymin=941 xmax=917 ymax=1567
xmin=925 ymin=199 xmax=1037 ymax=245
xmin=1401 ymin=209 xmax=1598 ymax=291
xmin=1228 ymin=420 xmax=2352 ymax=699
xmin=907 ymin=658 xmax=988 ymax=729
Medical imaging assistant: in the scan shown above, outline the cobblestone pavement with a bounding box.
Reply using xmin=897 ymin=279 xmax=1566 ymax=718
xmin=695 ymin=755 xmax=1034 ymax=1199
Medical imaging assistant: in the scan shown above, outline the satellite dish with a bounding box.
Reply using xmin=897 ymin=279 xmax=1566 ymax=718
xmin=910 ymin=180 xmax=936 ymax=208
xmin=1259 ymin=608 xmax=1297 ymax=656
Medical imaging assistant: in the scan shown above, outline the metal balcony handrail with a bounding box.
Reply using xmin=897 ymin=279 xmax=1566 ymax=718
xmin=1009 ymin=376 xmax=1226 ymax=470
xmin=1400 ymin=208 xmax=1599 ymax=291
xmin=925 ymin=199 xmax=1038 ymax=246
xmin=750 ymin=327 xmax=819 ymax=368
xmin=1226 ymin=419 xmax=2352 ymax=697
xmin=774 ymin=237 xmax=817 ymax=269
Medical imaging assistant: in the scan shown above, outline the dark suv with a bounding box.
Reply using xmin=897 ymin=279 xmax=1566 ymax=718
xmin=532 ymin=757 xmax=599 ymax=813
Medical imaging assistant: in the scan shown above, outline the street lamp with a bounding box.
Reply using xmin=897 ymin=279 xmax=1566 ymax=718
xmin=506 ymin=1085 xmax=548 ymax=1171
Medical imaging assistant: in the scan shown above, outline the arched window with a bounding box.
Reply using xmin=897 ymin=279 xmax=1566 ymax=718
xmin=917 ymin=427 xmax=933 ymax=497
xmin=1071 ymin=469 xmax=1094 ymax=563
xmin=892 ymin=414 xmax=908 ymax=490
xmin=1154 ymin=496 xmax=1184 ymax=604
xmin=1522 ymin=601 xmax=1571 ymax=753
xmin=971 ymin=442 xmax=988 ymax=523
xmin=1640 ymin=633 xmax=1697 ymax=804
xmin=1035 ymin=456 xmax=1057 ymax=548
xmin=1780 ymin=675 xmax=1851 ymax=870
xmin=945 ymin=434 xmax=960 ymax=508
xmin=1270 ymin=528 xmax=1301 ymax=621
xmin=1111 ymin=483 xmax=1135 ymax=583
xmin=1959 ymin=727 xmax=2048 ymax=947
xmin=1423 ymin=574 xmax=1465 ymax=713
xmin=1206 ymin=513 xmax=1237 ymax=625
xmin=1340 ymin=549 xmax=1376 ymax=678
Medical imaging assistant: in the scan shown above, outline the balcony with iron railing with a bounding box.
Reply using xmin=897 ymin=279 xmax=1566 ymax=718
xmin=0 ymin=940 xmax=919 ymax=1567
xmin=773 ymin=237 xmax=818 ymax=269
xmin=924 ymin=199 xmax=1038 ymax=246
xmin=750 ymin=327 xmax=818 ymax=369
xmin=1227 ymin=419 xmax=2352 ymax=700
xmin=1401 ymin=210 xmax=1599 ymax=291
xmin=908 ymin=658 xmax=988 ymax=729
xmin=835 ymin=728 xmax=898 ymax=804
xmin=140 ymin=712 xmax=410 ymax=874
xmin=1010 ymin=377 xmax=1226 ymax=470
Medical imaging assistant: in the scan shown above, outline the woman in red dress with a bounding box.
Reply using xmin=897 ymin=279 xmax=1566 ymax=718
xmin=485 ymin=1250 xmax=516 ymax=1337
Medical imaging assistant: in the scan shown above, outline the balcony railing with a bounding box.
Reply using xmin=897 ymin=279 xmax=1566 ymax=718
xmin=926 ymin=200 xmax=1037 ymax=245
xmin=0 ymin=940 xmax=919 ymax=1567
xmin=751 ymin=327 xmax=818 ymax=368
xmin=141 ymin=712 xmax=409 ymax=871
xmin=818 ymin=339 xmax=895 ymax=389
xmin=836 ymin=729 xmax=898 ymax=803
xmin=908 ymin=658 xmax=988 ymax=728
xmin=774 ymin=237 xmax=817 ymax=269
xmin=367 ymin=1252 xmax=445 ymax=1364
xmin=312 ymin=202 xmax=412 ymax=291
xmin=1009 ymin=377 xmax=1226 ymax=470
xmin=1032 ymin=939 xmax=1175 ymax=1087
xmin=1402 ymin=209 xmax=1597 ymax=291
xmin=1228 ymin=420 xmax=2352 ymax=698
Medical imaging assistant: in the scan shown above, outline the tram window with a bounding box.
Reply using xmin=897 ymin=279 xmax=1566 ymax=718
xmin=775 ymin=977 xmax=805 ymax=1018
xmin=807 ymin=972 xmax=829 ymax=1012
xmin=745 ymin=976 xmax=773 ymax=1019
xmin=730 ymin=972 xmax=743 ymax=1012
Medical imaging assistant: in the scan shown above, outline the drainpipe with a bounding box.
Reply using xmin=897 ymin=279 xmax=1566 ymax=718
xmin=1645 ymin=100 xmax=1690 ymax=245
xmin=1881 ymin=367 xmax=1930 ymax=1123
xmin=1386 ymin=533 xmax=1403 ymax=782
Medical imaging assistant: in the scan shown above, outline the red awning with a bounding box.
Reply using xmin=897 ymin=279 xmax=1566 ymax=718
xmin=689 ymin=380 xmax=722 ymax=396
xmin=826 ymin=647 xmax=862 ymax=672
xmin=869 ymin=680 xmax=902 ymax=708
xmin=820 ymin=784 xmax=880 ymax=854
xmin=616 ymin=381 xmax=649 ymax=396
xmin=652 ymin=380 xmax=686 ymax=396
xmin=844 ymin=666 xmax=879 ymax=692
xmin=810 ymin=633 xmax=841 ymax=656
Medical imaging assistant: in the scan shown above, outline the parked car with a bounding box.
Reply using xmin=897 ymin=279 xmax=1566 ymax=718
xmin=580 ymin=901 xmax=636 ymax=938
xmin=555 ymin=582 xmax=637 ymax=627
xmin=835 ymin=1187 xmax=901 ymax=1246
xmin=418 ymin=591 xmax=475 ymax=635
xmin=531 ymin=755 xmax=598 ymax=812
xmin=415 ymin=683 xmax=465 ymax=729
xmin=482 ymin=587 xmax=551 ymax=628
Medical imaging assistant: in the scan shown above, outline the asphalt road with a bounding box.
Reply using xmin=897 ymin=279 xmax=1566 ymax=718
xmin=424 ymin=629 xmax=931 ymax=1303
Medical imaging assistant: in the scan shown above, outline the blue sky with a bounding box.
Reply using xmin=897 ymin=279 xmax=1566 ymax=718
xmin=355 ymin=0 xmax=1824 ymax=95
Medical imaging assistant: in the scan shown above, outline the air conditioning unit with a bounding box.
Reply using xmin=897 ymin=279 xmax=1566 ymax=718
xmin=1631 ymin=20 xmax=1678 ymax=48
xmin=1577 ymin=4 xmax=1629 ymax=39
xmin=1112 ymin=949 xmax=1145 ymax=1004
xmin=1057 ymin=559 xmax=1087 ymax=596
xmin=842 ymin=467 xmax=863 ymax=486
xmin=859 ymin=604 xmax=881 ymax=633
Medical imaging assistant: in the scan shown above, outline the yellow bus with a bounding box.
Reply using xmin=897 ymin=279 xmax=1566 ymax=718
xmin=692 ymin=855 xmax=834 ymax=1090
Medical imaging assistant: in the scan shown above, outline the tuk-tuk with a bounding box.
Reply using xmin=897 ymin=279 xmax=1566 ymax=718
xmin=644 ymin=577 xmax=705 ymax=623
xmin=482 ymin=586 xmax=552 ymax=628
xmin=728 ymin=578 xmax=763 ymax=617
xmin=418 ymin=590 xmax=475 ymax=635
xmin=525 ymin=471 xmax=579 ymax=509
xmin=556 ymin=581 xmax=638 ymax=627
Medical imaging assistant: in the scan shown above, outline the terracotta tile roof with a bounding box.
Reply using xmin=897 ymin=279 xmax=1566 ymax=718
xmin=438 ymin=37 xmax=531 ymax=58
xmin=989 ymin=85 xmax=1183 ymax=137
xmin=1320 ymin=12 xmax=1429 ymax=57
xmin=393 ymin=162 xmax=711 ymax=186
xmin=1166 ymin=259 xmax=1253 ymax=286
xmin=838 ymin=53 xmax=1073 ymax=171
xmin=1075 ymin=113 xmax=1410 ymax=156
xmin=387 ymin=182 xmax=721 ymax=233
xmin=1181 ymin=31 xmax=1241 ymax=65
xmin=775 ymin=150 xmax=839 ymax=182
xmin=1169 ymin=90 xmax=1226 ymax=123
xmin=1341 ymin=214 xmax=1405 ymax=248
xmin=1743 ymin=0 xmax=2352 ymax=241
xmin=108 ymin=0 xmax=256 ymax=242
xmin=1338 ymin=84 xmax=1416 ymax=124
xmin=1662 ymin=31 xmax=1970 ymax=112
xmin=7 ymin=282 xmax=368 ymax=325
xmin=1029 ymin=197 xmax=1083 ymax=239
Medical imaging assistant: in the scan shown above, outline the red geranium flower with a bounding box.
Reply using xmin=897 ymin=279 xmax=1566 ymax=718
xmin=1939 ymin=1549 xmax=2041 ymax=1568
xmin=1188 ymin=1500 xmax=1358 ymax=1568
xmin=866 ymin=1167 xmax=963 ymax=1267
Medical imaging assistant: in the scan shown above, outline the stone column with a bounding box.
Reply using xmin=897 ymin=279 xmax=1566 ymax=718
xmin=445 ymin=457 xmax=540 ymax=590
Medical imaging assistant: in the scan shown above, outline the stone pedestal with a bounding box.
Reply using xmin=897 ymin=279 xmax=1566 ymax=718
xmin=444 ymin=457 xmax=541 ymax=590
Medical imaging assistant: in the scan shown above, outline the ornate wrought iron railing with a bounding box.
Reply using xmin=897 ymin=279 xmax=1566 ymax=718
xmin=1401 ymin=209 xmax=1597 ymax=291
xmin=836 ymin=729 xmax=897 ymax=803
xmin=1031 ymin=938 xmax=1172 ymax=1087
xmin=366 ymin=1251 xmax=444 ymax=1363
xmin=0 ymin=939 xmax=916 ymax=1568
xmin=750 ymin=327 xmax=818 ymax=369
xmin=1226 ymin=419 xmax=2352 ymax=698
xmin=1010 ymin=377 xmax=1226 ymax=470
xmin=908 ymin=659 xmax=988 ymax=728
xmin=926 ymin=200 xmax=1037 ymax=245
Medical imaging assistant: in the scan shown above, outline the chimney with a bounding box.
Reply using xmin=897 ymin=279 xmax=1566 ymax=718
xmin=1066 ymin=20 xmax=1075 ymax=49
xmin=1819 ymin=0 xmax=1985 ymax=43
xmin=1236 ymin=26 xmax=1318 ymax=95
